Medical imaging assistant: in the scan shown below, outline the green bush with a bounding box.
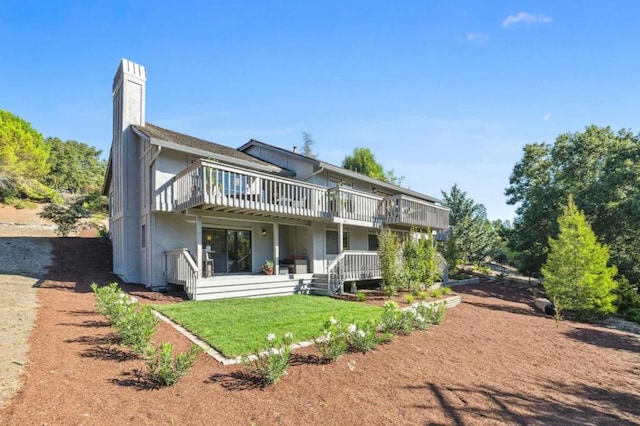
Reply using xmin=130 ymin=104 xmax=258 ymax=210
xmin=346 ymin=321 xmax=378 ymax=353
xmin=114 ymin=303 xmax=159 ymax=355
xmin=614 ymin=277 xmax=640 ymax=313
xmin=417 ymin=291 xmax=428 ymax=300
xmin=39 ymin=203 xmax=89 ymax=237
xmin=242 ymin=333 xmax=293 ymax=385
xmin=416 ymin=301 xmax=447 ymax=325
xmin=379 ymin=301 xmax=414 ymax=335
xmin=623 ymin=308 xmax=640 ymax=323
xmin=357 ymin=291 xmax=367 ymax=302
xmin=147 ymin=343 xmax=200 ymax=387
xmin=440 ymin=286 xmax=453 ymax=295
xmin=91 ymin=282 xmax=159 ymax=355
xmin=405 ymin=294 xmax=415 ymax=304
xmin=315 ymin=317 xmax=348 ymax=363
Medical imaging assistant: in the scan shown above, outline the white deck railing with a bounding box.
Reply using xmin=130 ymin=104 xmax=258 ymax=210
xmin=165 ymin=249 xmax=198 ymax=300
xmin=328 ymin=187 xmax=385 ymax=226
xmin=167 ymin=159 xmax=330 ymax=218
xmin=157 ymin=160 xmax=449 ymax=230
xmin=384 ymin=194 xmax=449 ymax=230
xmin=327 ymin=251 xmax=381 ymax=295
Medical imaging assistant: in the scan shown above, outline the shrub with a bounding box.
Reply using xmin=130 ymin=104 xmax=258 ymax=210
xmin=405 ymin=294 xmax=415 ymax=304
xmin=315 ymin=317 xmax=348 ymax=363
xmin=357 ymin=291 xmax=367 ymax=302
xmin=39 ymin=202 xmax=89 ymax=237
xmin=613 ymin=276 xmax=640 ymax=313
xmin=379 ymin=301 xmax=414 ymax=335
xmin=91 ymin=282 xmax=158 ymax=355
xmin=114 ymin=303 xmax=159 ymax=355
xmin=623 ymin=308 xmax=640 ymax=323
xmin=430 ymin=288 xmax=443 ymax=298
xmin=91 ymin=282 xmax=126 ymax=322
xmin=346 ymin=321 xmax=378 ymax=353
xmin=440 ymin=286 xmax=453 ymax=295
xmin=243 ymin=333 xmax=294 ymax=385
xmin=378 ymin=228 xmax=403 ymax=296
xmin=416 ymin=301 xmax=447 ymax=325
xmin=147 ymin=343 xmax=201 ymax=387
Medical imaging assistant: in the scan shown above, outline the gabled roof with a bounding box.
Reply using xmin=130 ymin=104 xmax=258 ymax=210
xmin=238 ymin=139 xmax=445 ymax=205
xmin=133 ymin=123 xmax=293 ymax=176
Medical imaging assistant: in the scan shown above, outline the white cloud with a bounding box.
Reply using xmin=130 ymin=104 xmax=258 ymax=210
xmin=466 ymin=33 xmax=489 ymax=43
xmin=503 ymin=12 xmax=552 ymax=28
xmin=543 ymin=113 xmax=551 ymax=121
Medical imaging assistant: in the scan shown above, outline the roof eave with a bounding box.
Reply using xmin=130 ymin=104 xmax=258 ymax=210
xmin=148 ymin=138 xmax=295 ymax=177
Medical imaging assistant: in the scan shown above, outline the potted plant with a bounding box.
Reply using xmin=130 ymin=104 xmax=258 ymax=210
xmin=262 ymin=260 xmax=275 ymax=275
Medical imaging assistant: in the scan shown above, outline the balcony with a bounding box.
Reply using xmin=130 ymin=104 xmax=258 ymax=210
xmin=383 ymin=194 xmax=449 ymax=230
xmin=156 ymin=160 xmax=449 ymax=230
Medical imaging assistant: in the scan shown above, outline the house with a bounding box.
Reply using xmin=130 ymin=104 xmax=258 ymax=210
xmin=104 ymin=59 xmax=449 ymax=301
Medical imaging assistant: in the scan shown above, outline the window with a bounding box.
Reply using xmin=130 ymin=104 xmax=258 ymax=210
xmin=368 ymin=234 xmax=379 ymax=251
xmin=141 ymin=225 xmax=146 ymax=248
xmin=326 ymin=230 xmax=349 ymax=255
xmin=326 ymin=230 xmax=338 ymax=255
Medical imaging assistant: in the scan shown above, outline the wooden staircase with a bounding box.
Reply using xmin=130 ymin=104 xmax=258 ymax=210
xmin=309 ymin=273 xmax=330 ymax=296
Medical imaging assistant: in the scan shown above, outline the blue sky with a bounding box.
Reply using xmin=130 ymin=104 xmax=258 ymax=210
xmin=2 ymin=1 xmax=639 ymax=221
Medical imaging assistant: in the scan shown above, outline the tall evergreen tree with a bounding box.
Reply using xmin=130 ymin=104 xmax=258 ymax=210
xmin=300 ymin=132 xmax=318 ymax=159
xmin=440 ymin=184 xmax=496 ymax=264
xmin=541 ymin=196 xmax=618 ymax=319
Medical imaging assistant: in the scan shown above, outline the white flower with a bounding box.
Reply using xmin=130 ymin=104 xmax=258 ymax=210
xmin=266 ymin=333 xmax=276 ymax=342
xmin=416 ymin=314 xmax=425 ymax=323
xmin=284 ymin=332 xmax=293 ymax=340
xmin=270 ymin=347 xmax=281 ymax=355
xmin=348 ymin=323 xmax=357 ymax=334
xmin=357 ymin=330 xmax=366 ymax=338
xmin=329 ymin=317 xmax=337 ymax=325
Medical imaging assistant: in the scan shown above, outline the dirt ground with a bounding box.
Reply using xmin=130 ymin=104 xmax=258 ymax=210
xmin=0 ymin=205 xmax=56 ymax=409
xmin=0 ymin=232 xmax=638 ymax=425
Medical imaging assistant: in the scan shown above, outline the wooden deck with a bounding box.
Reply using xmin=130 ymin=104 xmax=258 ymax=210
xmin=155 ymin=159 xmax=449 ymax=230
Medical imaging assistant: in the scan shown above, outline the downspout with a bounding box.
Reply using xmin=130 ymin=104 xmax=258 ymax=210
xmin=299 ymin=165 xmax=325 ymax=182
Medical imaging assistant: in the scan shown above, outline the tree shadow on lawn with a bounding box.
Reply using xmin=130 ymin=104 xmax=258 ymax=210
xmin=409 ymin=380 xmax=639 ymax=425
xmin=563 ymin=327 xmax=640 ymax=353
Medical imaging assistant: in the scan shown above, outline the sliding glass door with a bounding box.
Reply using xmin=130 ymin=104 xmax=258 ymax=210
xmin=203 ymin=228 xmax=252 ymax=273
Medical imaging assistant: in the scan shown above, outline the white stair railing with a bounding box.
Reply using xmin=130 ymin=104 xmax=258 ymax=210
xmin=326 ymin=251 xmax=381 ymax=295
xmin=165 ymin=249 xmax=199 ymax=300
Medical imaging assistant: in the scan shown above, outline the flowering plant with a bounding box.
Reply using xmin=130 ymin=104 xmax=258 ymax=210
xmin=242 ymin=332 xmax=293 ymax=385
xmin=315 ymin=317 xmax=348 ymax=363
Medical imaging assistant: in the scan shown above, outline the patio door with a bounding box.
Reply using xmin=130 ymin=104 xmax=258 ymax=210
xmin=203 ymin=228 xmax=252 ymax=273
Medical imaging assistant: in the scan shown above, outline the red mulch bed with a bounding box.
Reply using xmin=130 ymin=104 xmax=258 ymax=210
xmin=1 ymin=237 xmax=639 ymax=425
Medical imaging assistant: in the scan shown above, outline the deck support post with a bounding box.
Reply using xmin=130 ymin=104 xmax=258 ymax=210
xmin=195 ymin=216 xmax=202 ymax=279
xmin=273 ymin=223 xmax=279 ymax=275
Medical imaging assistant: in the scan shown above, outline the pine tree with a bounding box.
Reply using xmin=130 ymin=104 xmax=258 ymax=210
xmin=541 ymin=196 xmax=618 ymax=319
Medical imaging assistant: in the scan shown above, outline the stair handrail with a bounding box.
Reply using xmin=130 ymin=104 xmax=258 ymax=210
xmin=436 ymin=252 xmax=449 ymax=282
xmin=165 ymin=248 xmax=199 ymax=300
xmin=326 ymin=250 xmax=381 ymax=295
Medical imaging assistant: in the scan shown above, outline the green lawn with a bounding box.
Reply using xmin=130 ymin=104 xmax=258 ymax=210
xmin=154 ymin=295 xmax=382 ymax=357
